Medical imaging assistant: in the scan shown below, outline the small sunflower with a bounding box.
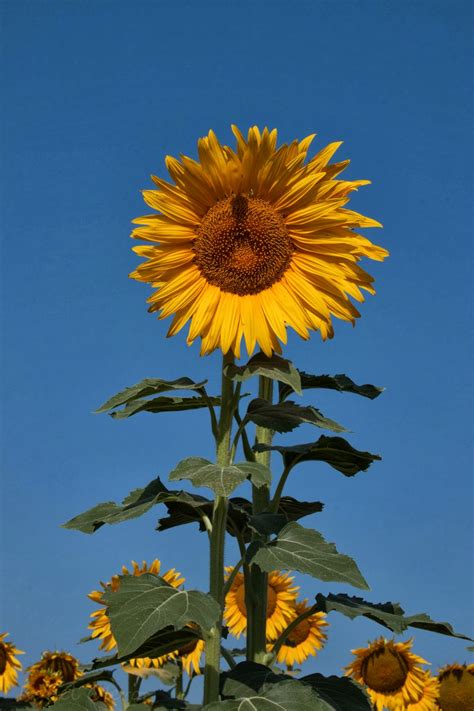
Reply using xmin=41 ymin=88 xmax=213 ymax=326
xmin=437 ymin=663 xmax=474 ymax=711
xmin=402 ymin=671 xmax=440 ymax=711
xmin=269 ymin=599 xmax=328 ymax=667
xmin=131 ymin=125 xmax=388 ymax=357
xmin=176 ymin=636 xmax=206 ymax=677
xmin=86 ymin=683 xmax=115 ymax=710
xmin=0 ymin=633 xmax=24 ymax=694
xmin=27 ymin=650 xmax=82 ymax=683
xmin=88 ymin=559 xmax=184 ymax=670
xmin=224 ymin=567 xmax=299 ymax=640
xmin=345 ymin=637 xmax=429 ymax=710
xmin=21 ymin=668 xmax=63 ymax=707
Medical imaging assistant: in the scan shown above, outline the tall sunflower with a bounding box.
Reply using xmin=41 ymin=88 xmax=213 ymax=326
xmin=0 ymin=633 xmax=24 ymax=694
xmin=345 ymin=637 xmax=430 ymax=711
xmin=224 ymin=567 xmax=298 ymax=640
xmin=131 ymin=126 xmax=388 ymax=357
xmin=437 ymin=663 xmax=474 ymax=711
xmin=88 ymin=559 xmax=184 ymax=669
xmin=269 ymin=600 xmax=328 ymax=667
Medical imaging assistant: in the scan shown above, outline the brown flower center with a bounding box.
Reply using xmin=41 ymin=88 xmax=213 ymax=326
xmin=235 ymin=580 xmax=277 ymax=618
xmin=194 ymin=195 xmax=293 ymax=295
xmin=438 ymin=668 xmax=474 ymax=711
xmin=361 ymin=647 xmax=409 ymax=693
xmin=0 ymin=645 xmax=7 ymax=674
xmin=286 ymin=619 xmax=311 ymax=647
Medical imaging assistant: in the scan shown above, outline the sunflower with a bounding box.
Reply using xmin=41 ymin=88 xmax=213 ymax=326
xmin=269 ymin=599 xmax=328 ymax=667
xmin=0 ymin=633 xmax=24 ymax=694
xmin=345 ymin=637 xmax=430 ymax=710
xmin=21 ymin=668 xmax=64 ymax=707
xmin=402 ymin=671 xmax=440 ymax=711
xmin=176 ymin=635 xmax=206 ymax=677
xmin=86 ymin=683 xmax=115 ymax=710
xmin=437 ymin=663 xmax=474 ymax=711
xmin=224 ymin=567 xmax=299 ymax=640
xmin=130 ymin=126 xmax=387 ymax=358
xmin=27 ymin=650 xmax=82 ymax=683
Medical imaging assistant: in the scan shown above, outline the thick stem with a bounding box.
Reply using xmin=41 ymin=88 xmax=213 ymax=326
xmin=127 ymin=675 xmax=140 ymax=705
xmin=203 ymin=351 xmax=234 ymax=705
xmin=247 ymin=375 xmax=274 ymax=664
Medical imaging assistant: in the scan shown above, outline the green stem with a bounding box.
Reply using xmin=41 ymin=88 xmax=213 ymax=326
xmin=127 ymin=675 xmax=141 ymax=705
xmin=247 ymin=375 xmax=274 ymax=665
xmin=203 ymin=351 xmax=235 ymax=705
xmin=175 ymin=664 xmax=184 ymax=700
xmin=233 ymin=411 xmax=256 ymax=462
xmin=269 ymin=463 xmax=294 ymax=513
xmin=267 ymin=603 xmax=319 ymax=665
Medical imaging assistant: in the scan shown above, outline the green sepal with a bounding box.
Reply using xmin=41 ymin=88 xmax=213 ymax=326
xmin=246 ymin=399 xmax=348 ymax=433
xmin=168 ymin=458 xmax=271 ymax=497
xmin=225 ymin=352 xmax=302 ymax=395
xmin=255 ymin=436 xmax=381 ymax=476
xmin=249 ymin=522 xmax=369 ymax=590
xmin=62 ymin=477 xmax=169 ymax=533
xmin=279 ymin=372 xmax=384 ymax=402
xmin=300 ymin=674 xmax=373 ymax=711
xmin=103 ymin=573 xmax=219 ymax=657
xmin=314 ymin=593 xmax=473 ymax=639
xmin=95 ymin=377 xmax=208 ymax=413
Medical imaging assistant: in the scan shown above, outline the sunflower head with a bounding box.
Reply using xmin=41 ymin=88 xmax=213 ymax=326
xmin=27 ymin=650 xmax=82 ymax=683
xmin=86 ymin=683 xmax=115 ymax=710
xmin=270 ymin=599 xmax=328 ymax=668
xmin=437 ymin=663 xmax=474 ymax=711
xmin=0 ymin=633 xmax=24 ymax=695
xmin=345 ymin=637 xmax=429 ymax=710
xmin=131 ymin=125 xmax=388 ymax=358
xmin=21 ymin=668 xmax=64 ymax=706
xmin=224 ymin=567 xmax=299 ymax=640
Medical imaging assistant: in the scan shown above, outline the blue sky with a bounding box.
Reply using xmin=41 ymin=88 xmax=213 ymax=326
xmin=1 ymin=0 xmax=472 ymax=704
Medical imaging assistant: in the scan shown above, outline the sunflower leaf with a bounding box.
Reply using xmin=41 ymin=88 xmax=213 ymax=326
xmin=300 ymin=674 xmax=372 ymax=711
xmin=95 ymin=377 xmax=208 ymax=414
xmin=225 ymin=353 xmax=302 ymax=395
xmin=255 ymin=436 xmax=381 ymax=476
xmin=250 ymin=522 xmax=369 ymax=590
xmin=246 ymin=399 xmax=348 ymax=434
xmin=48 ymin=688 xmax=98 ymax=710
xmin=168 ymin=458 xmax=270 ymax=497
xmin=314 ymin=593 xmax=473 ymax=639
xmin=221 ymin=661 xmax=291 ymax=697
xmin=62 ymin=477 xmax=170 ymax=533
xmin=109 ymin=394 xmax=220 ymax=419
xmin=103 ymin=574 xmax=219 ymax=657
xmin=205 ymin=679 xmax=329 ymax=710
xmin=279 ymin=372 xmax=384 ymax=402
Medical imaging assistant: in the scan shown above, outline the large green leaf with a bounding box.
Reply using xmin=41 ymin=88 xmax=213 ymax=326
xmin=255 ymin=437 xmax=380 ymax=476
xmin=221 ymin=661 xmax=290 ymax=698
xmin=48 ymin=689 xmax=99 ymax=710
xmin=103 ymin=574 xmax=219 ymax=656
xmin=315 ymin=593 xmax=472 ymax=639
xmin=110 ymin=394 xmax=219 ymax=419
xmin=279 ymin=372 xmax=384 ymax=402
xmin=300 ymin=674 xmax=372 ymax=711
xmin=246 ymin=399 xmax=347 ymax=434
xmin=169 ymin=458 xmax=271 ymax=497
xmin=96 ymin=377 xmax=208 ymax=413
xmin=62 ymin=477 xmax=169 ymax=533
xmin=205 ymin=680 xmax=329 ymax=710
xmin=225 ymin=353 xmax=302 ymax=395
xmin=250 ymin=522 xmax=369 ymax=590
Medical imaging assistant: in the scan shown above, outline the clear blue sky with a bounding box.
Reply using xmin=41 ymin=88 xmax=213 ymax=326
xmin=1 ymin=0 xmax=472 ymax=704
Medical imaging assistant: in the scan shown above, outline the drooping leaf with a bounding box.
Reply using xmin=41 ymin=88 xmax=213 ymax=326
xmin=168 ymin=458 xmax=270 ymax=497
xmin=221 ymin=661 xmax=290 ymax=698
xmin=59 ymin=670 xmax=116 ymax=693
xmin=255 ymin=436 xmax=381 ymax=476
xmin=279 ymin=372 xmax=384 ymax=402
xmin=205 ymin=680 xmax=329 ymax=710
xmin=250 ymin=522 xmax=369 ymax=590
xmin=300 ymin=674 xmax=372 ymax=711
xmin=83 ymin=629 xmax=200 ymax=671
xmin=314 ymin=593 xmax=472 ymax=639
xmin=247 ymin=513 xmax=288 ymax=536
xmin=62 ymin=477 xmax=169 ymax=533
xmin=225 ymin=353 xmax=302 ymax=395
xmin=95 ymin=377 xmax=208 ymax=414
xmin=110 ymin=395 xmax=219 ymax=419
xmin=48 ymin=688 xmax=98 ymax=710
xmin=246 ymin=399 xmax=347 ymax=434
xmin=103 ymin=574 xmax=219 ymax=656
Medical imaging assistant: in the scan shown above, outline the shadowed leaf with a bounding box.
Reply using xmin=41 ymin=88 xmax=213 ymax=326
xmin=226 ymin=353 xmax=302 ymax=395
xmin=221 ymin=661 xmax=290 ymax=698
xmin=250 ymin=522 xmax=369 ymax=590
xmin=48 ymin=689 xmax=98 ymax=710
xmin=246 ymin=399 xmax=347 ymax=434
xmin=104 ymin=574 xmax=219 ymax=656
xmin=255 ymin=436 xmax=380 ymax=476
xmin=110 ymin=395 xmax=219 ymax=419
xmin=314 ymin=593 xmax=472 ymax=639
xmin=301 ymin=674 xmax=373 ymax=711
xmin=95 ymin=377 xmax=208 ymax=414
xmin=279 ymin=372 xmax=383 ymax=402
xmin=205 ymin=679 xmax=329 ymax=710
